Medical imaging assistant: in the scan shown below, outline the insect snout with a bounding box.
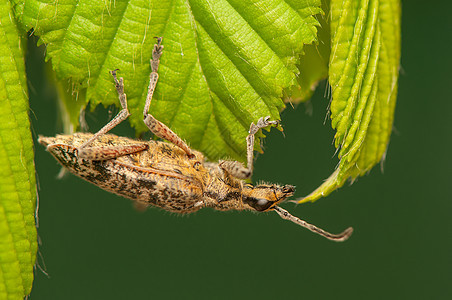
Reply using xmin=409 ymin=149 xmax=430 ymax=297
xmin=281 ymin=185 xmax=296 ymax=197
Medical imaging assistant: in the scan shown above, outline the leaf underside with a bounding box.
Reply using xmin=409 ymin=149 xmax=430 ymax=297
xmin=301 ymin=0 xmax=401 ymax=202
xmin=287 ymin=2 xmax=330 ymax=104
xmin=0 ymin=1 xmax=37 ymax=298
xmin=13 ymin=0 xmax=322 ymax=161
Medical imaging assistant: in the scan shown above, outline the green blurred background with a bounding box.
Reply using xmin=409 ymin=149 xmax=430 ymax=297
xmin=28 ymin=2 xmax=451 ymax=299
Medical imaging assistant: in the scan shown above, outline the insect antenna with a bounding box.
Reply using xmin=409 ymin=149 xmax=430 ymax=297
xmin=273 ymin=206 xmax=353 ymax=242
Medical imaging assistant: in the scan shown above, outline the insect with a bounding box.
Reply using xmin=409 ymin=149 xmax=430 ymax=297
xmin=39 ymin=38 xmax=353 ymax=242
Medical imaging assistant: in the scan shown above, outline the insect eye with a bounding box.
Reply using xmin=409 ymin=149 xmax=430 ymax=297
xmin=244 ymin=197 xmax=274 ymax=212
xmin=256 ymin=199 xmax=269 ymax=207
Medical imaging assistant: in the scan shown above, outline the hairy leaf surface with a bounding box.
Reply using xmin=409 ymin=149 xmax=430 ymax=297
xmin=14 ymin=0 xmax=322 ymax=161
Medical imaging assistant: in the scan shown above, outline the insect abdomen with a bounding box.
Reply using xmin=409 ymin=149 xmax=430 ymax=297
xmin=100 ymin=161 xmax=205 ymax=213
xmin=46 ymin=143 xmax=205 ymax=213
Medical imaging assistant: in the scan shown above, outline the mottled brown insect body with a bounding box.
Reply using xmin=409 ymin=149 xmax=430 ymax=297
xmin=39 ymin=132 xmax=297 ymax=214
xmin=40 ymin=133 xmax=248 ymax=213
xmin=39 ymin=38 xmax=353 ymax=241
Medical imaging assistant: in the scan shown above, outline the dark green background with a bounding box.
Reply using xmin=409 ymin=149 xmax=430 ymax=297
xmin=29 ymin=2 xmax=451 ymax=299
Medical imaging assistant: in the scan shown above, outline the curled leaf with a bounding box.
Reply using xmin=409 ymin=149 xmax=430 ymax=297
xmin=301 ymin=0 xmax=401 ymax=202
xmin=0 ymin=1 xmax=37 ymax=298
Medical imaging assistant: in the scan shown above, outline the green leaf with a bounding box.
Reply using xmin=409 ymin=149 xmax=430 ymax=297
xmin=287 ymin=4 xmax=330 ymax=103
xmin=14 ymin=0 xmax=322 ymax=161
xmin=0 ymin=1 xmax=37 ymax=298
xmin=301 ymin=0 xmax=401 ymax=202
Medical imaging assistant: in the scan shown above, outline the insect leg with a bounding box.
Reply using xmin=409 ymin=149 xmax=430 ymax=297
xmin=219 ymin=116 xmax=278 ymax=179
xmin=218 ymin=160 xmax=250 ymax=180
xmin=78 ymin=69 xmax=131 ymax=150
xmin=143 ymin=37 xmax=195 ymax=158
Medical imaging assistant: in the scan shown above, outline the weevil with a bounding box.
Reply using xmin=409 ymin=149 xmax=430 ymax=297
xmin=39 ymin=38 xmax=353 ymax=242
